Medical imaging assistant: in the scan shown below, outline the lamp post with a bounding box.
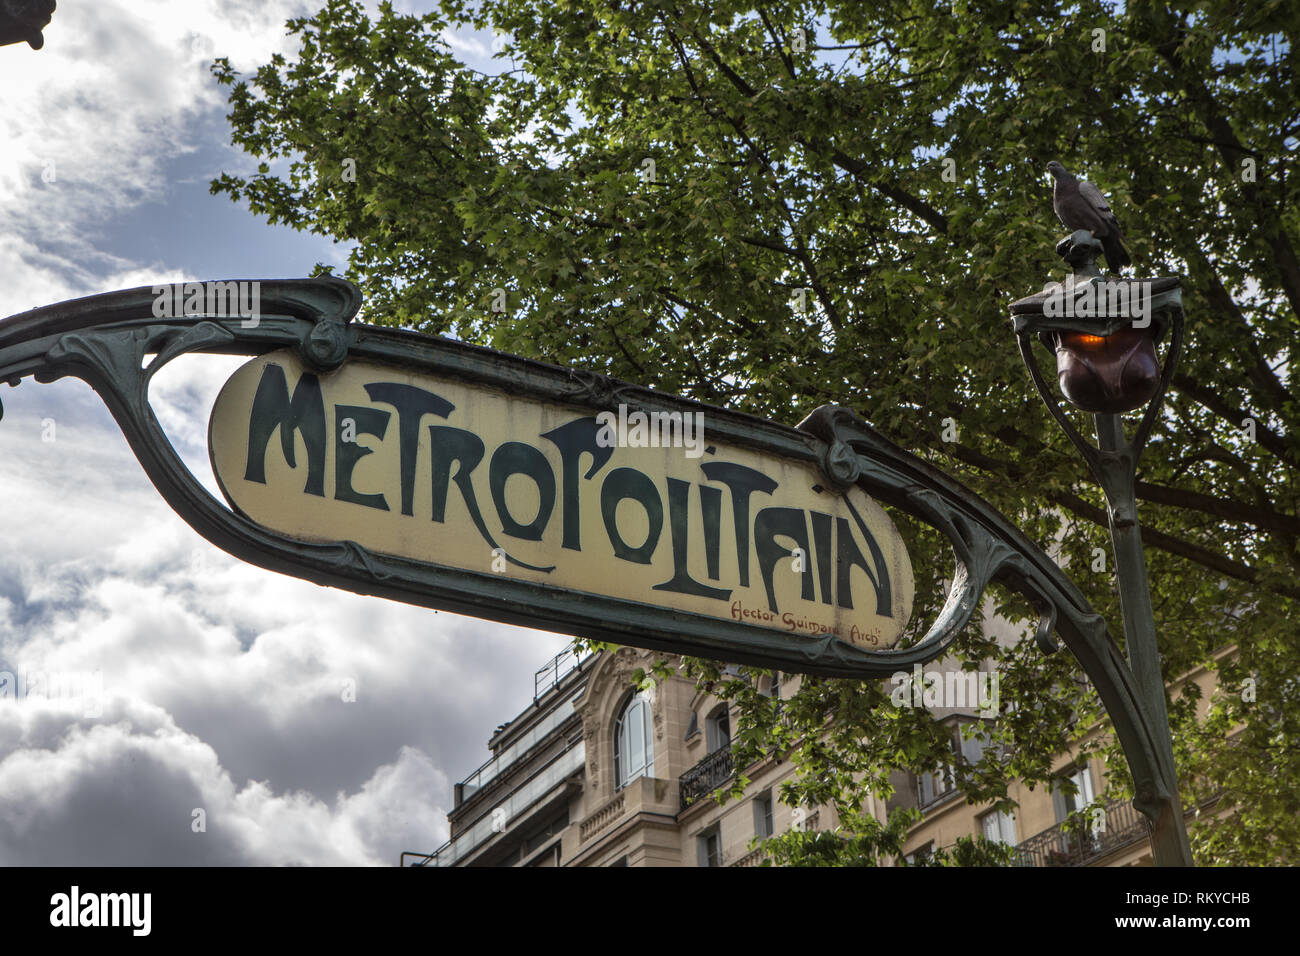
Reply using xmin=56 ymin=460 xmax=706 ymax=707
xmin=1011 ymin=230 xmax=1195 ymax=867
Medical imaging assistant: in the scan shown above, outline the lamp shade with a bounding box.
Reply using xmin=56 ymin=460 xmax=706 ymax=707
xmin=1053 ymin=326 xmax=1160 ymax=413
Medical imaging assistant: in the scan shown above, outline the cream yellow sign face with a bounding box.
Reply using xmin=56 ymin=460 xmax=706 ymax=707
xmin=209 ymin=351 xmax=913 ymax=648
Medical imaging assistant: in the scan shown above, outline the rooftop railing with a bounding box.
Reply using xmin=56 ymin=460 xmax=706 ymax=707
xmin=535 ymin=647 xmax=588 ymax=700
xmin=457 ymin=693 xmax=579 ymax=804
xmin=452 ymin=647 xmax=590 ymax=806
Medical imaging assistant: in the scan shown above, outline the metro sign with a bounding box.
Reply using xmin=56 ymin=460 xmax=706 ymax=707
xmin=0 ymin=278 xmax=1101 ymax=682
xmin=209 ymin=350 xmax=914 ymax=650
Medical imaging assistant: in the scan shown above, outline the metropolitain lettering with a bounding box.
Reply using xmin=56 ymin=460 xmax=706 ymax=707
xmin=238 ymin=362 xmax=894 ymax=619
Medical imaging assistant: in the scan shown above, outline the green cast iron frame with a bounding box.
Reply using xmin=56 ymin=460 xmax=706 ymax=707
xmin=0 ymin=276 xmax=1181 ymax=864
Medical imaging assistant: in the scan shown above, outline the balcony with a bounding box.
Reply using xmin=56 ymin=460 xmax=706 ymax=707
xmin=400 ymin=740 xmax=586 ymax=866
xmin=1013 ymin=797 xmax=1149 ymax=867
xmin=456 ymin=694 xmax=580 ymax=806
xmin=679 ymin=746 xmax=734 ymax=810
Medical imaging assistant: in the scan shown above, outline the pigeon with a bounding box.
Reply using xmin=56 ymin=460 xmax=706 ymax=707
xmin=1046 ymin=161 xmax=1132 ymax=272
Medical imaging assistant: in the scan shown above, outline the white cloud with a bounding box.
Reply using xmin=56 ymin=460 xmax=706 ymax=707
xmin=0 ymin=0 xmax=573 ymax=865
xmin=0 ymin=370 xmax=570 ymax=863
xmin=0 ymin=0 xmax=315 ymax=316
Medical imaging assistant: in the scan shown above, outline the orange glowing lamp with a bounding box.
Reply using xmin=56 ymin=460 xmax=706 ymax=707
xmin=1053 ymin=327 xmax=1160 ymax=413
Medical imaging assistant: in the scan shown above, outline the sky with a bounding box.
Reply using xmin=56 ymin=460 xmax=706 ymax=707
xmin=0 ymin=0 xmax=573 ymax=866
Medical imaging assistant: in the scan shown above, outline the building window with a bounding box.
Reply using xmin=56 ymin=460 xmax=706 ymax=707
xmin=917 ymin=732 xmax=959 ymax=806
xmin=1051 ymin=763 xmax=1101 ymax=857
xmin=705 ymin=704 xmax=731 ymax=753
xmin=753 ymin=790 xmax=775 ymax=839
xmin=917 ymin=719 xmax=994 ymax=807
xmin=1051 ymin=764 xmax=1097 ymax=822
xmin=958 ymin=721 xmax=993 ymax=764
xmin=698 ymin=826 xmax=723 ymax=867
xmin=916 ymin=766 xmax=954 ymax=806
xmin=904 ymin=841 xmax=934 ymax=865
xmin=614 ymin=692 xmax=654 ymax=790
xmin=979 ymin=809 xmax=1017 ymax=845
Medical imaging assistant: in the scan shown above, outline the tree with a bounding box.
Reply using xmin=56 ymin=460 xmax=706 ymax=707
xmin=210 ymin=0 xmax=1300 ymax=864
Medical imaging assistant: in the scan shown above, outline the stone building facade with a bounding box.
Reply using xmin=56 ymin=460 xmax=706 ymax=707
xmin=401 ymin=639 xmax=1222 ymax=867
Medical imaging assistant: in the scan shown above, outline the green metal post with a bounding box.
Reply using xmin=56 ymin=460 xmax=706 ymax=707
xmin=1094 ymin=413 xmax=1195 ymax=866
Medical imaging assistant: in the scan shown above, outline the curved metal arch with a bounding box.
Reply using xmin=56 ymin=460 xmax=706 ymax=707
xmin=796 ymin=405 xmax=1175 ymax=824
xmin=0 ymin=277 xmax=1176 ymax=831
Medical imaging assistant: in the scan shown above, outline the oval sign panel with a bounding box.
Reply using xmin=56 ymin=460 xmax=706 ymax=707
xmin=209 ymin=350 xmax=913 ymax=649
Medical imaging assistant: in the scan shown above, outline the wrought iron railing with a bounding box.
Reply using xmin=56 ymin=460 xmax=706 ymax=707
xmin=679 ymin=746 xmax=735 ymax=809
xmin=1013 ymin=797 xmax=1148 ymax=867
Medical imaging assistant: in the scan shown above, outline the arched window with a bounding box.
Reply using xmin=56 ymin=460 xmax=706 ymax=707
xmin=614 ymin=692 xmax=654 ymax=790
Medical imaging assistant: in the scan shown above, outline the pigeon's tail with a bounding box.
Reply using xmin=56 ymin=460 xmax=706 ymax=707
xmin=1102 ymin=231 xmax=1132 ymax=272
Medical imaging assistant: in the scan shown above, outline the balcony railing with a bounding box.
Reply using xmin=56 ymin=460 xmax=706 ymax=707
xmin=579 ymin=791 xmax=626 ymax=843
xmin=1013 ymin=797 xmax=1148 ymax=867
xmin=679 ymin=745 xmax=734 ymax=809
